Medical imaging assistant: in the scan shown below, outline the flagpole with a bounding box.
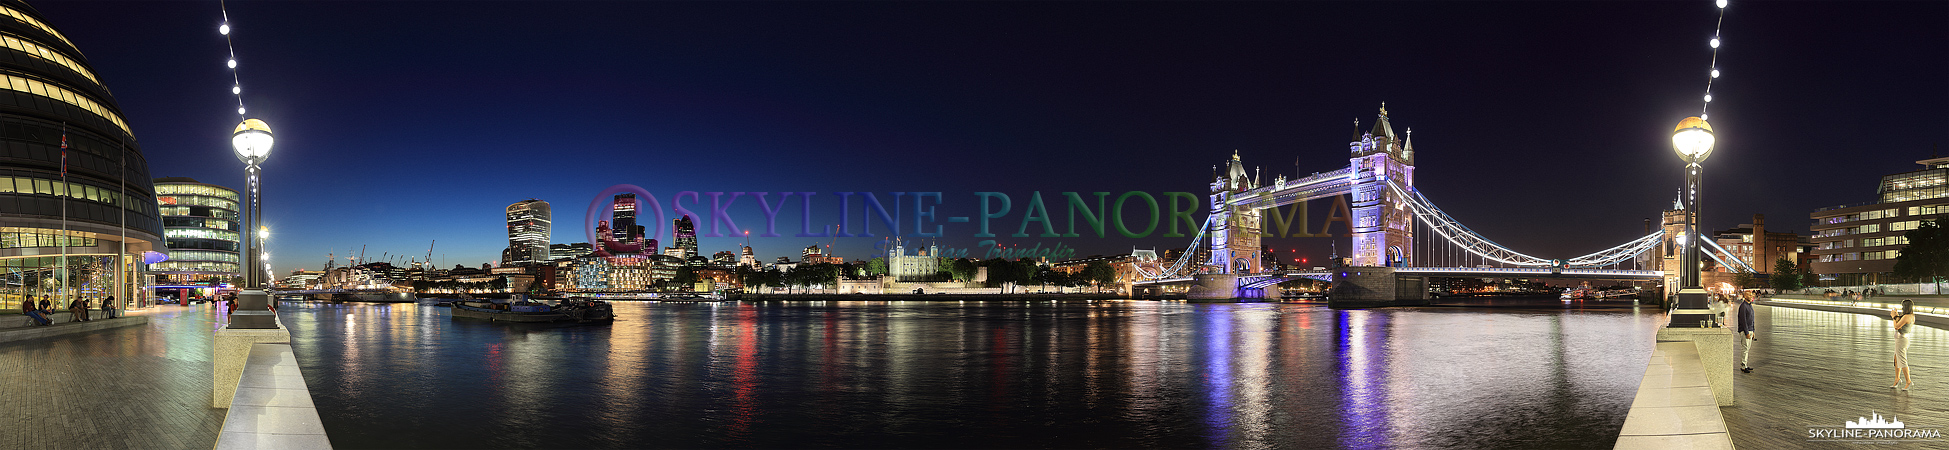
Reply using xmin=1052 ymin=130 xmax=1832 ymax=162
xmin=59 ymin=123 xmax=67 ymax=303
xmin=119 ymin=141 xmax=127 ymax=309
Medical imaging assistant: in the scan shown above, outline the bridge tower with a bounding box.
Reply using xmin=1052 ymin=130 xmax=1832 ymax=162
xmin=1657 ymin=195 xmax=1687 ymax=297
xmin=1209 ymin=151 xmax=1263 ymax=274
xmin=1348 ymin=105 xmax=1416 ymax=267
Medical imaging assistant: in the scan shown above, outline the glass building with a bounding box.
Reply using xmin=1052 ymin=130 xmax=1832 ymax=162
xmin=504 ymin=199 xmax=550 ymax=266
xmin=611 ymin=193 xmax=637 ymax=242
xmin=1809 ymin=156 xmax=1949 ymax=285
xmin=672 ymin=215 xmax=697 ymax=259
xmin=150 ymin=178 xmax=239 ymax=295
xmin=0 ymin=0 xmax=164 ymax=309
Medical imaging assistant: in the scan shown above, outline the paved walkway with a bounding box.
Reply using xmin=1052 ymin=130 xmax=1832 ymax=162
xmin=0 ymin=304 xmax=227 ymax=449
xmin=1722 ymin=304 xmax=1949 ymax=448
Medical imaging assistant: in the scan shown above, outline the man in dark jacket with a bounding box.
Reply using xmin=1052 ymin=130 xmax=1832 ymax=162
xmin=1737 ymin=293 xmax=1757 ymax=373
xmin=67 ymin=297 xmax=87 ymax=322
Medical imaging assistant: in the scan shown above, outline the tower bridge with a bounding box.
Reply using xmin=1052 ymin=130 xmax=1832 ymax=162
xmin=1133 ymin=105 xmax=1751 ymax=307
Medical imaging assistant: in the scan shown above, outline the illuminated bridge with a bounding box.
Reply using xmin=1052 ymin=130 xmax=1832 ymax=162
xmin=1133 ymin=106 xmax=1751 ymax=306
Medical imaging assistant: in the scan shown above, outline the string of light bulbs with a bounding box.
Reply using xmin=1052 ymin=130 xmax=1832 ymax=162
xmin=219 ymin=0 xmax=245 ymax=118
xmin=1699 ymin=0 xmax=1727 ymax=120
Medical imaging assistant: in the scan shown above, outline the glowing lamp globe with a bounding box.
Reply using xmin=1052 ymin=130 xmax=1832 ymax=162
xmin=1671 ymin=116 xmax=1714 ymax=163
xmin=232 ymin=118 xmax=275 ymax=165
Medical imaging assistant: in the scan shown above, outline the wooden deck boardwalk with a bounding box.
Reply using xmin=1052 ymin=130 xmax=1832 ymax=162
xmin=0 ymin=305 xmax=228 ymax=450
xmin=1721 ymin=304 xmax=1948 ymax=448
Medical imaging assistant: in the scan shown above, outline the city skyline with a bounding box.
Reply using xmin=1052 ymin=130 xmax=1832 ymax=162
xmin=27 ymin=1 xmax=1948 ymax=275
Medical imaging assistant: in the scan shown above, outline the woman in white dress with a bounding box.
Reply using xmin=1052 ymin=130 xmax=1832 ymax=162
xmin=1891 ymin=299 xmax=1916 ymax=390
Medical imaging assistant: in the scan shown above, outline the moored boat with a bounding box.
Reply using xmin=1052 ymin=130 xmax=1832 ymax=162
xmin=450 ymin=298 xmax=614 ymax=323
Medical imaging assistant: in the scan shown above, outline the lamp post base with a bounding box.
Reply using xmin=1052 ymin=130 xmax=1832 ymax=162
xmin=1668 ymin=287 xmax=1717 ymax=328
xmin=226 ymin=289 xmax=280 ymax=329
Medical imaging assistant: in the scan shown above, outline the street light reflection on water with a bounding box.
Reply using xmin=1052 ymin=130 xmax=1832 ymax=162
xmin=278 ymin=298 xmax=1662 ymax=449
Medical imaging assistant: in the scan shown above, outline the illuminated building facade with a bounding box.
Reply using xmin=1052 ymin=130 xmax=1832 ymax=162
xmin=151 ymin=178 xmax=240 ymax=286
xmin=503 ymin=199 xmax=550 ymax=266
xmin=279 ymin=269 xmax=322 ymax=289
xmin=562 ymin=253 xmax=685 ymax=292
xmin=1208 ymin=151 xmax=1262 ymax=273
xmin=549 ymin=242 xmax=592 ymax=261
xmin=885 ymin=238 xmax=943 ymax=282
xmin=0 ymin=1 xmax=165 ymax=308
xmin=672 ymin=215 xmax=697 ymax=259
xmin=1658 ymin=201 xmax=1687 ymax=296
xmin=1346 ymin=107 xmax=1414 ymax=267
xmin=611 ymin=193 xmax=637 ymax=242
xmin=802 ymin=245 xmax=842 ymax=265
xmin=1710 ymin=214 xmax=1805 ymax=279
xmin=566 ymin=255 xmax=650 ymax=292
xmin=1809 ymin=156 xmax=1949 ymax=285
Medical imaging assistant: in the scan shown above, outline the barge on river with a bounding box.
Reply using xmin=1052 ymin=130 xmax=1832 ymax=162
xmin=450 ymin=299 xmax=614 ymax=323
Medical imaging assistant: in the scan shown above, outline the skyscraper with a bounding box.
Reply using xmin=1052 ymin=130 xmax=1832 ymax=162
xmin=673 ymin=215 xmax=698 ymax=259
xmin=504 ymin=199 xmax=550 ymax=266
xmin=612 ymin=193 xmax=637 ymax=242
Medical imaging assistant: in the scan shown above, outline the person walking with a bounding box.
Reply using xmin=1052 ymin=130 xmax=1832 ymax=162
xmin=1892 ymin=299 xmax=1916 ymax=390
xmin=1738 ymin=292 xmax=1757 ymax=373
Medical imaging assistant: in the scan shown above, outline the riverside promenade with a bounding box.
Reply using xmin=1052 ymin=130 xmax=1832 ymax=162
xmin=1720 ymin=300 xmax=1948 ymax=448
xmin=0 ymin=305 xmax=228 ymax=449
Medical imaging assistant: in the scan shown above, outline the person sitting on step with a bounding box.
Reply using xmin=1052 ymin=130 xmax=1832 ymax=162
xmin=98 ymin=296 xmax=117 ymax=319
xmin=21 ymin=296 xmax=49 ymax=326
xmin=67 ymin=297 xmax=88 ymax=322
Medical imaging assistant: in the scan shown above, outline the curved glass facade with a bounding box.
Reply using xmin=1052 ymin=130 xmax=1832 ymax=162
xmin=0 ymin=0 xmax=163 ymax=308
xmin=151 ymin=179 xmax=240 ymax=286
xmin=505 ymin=199 xmax=550 ymax=266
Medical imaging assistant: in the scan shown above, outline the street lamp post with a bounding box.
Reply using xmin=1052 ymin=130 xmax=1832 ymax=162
xmin=1669 ymin=116 xmax=1716 ymax=327
xmin=230 ymin=118 xmax=278 ymax=329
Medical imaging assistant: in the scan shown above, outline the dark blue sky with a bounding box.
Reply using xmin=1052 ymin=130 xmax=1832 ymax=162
xmin=31 ymin=1 xmax=1949 ymax=275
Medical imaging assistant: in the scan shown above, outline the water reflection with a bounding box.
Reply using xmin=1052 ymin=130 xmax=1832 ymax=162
xmin=285 ymin=298 xmax=1660 ymax=449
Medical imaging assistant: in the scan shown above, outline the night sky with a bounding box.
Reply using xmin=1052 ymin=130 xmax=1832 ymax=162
xmin=29 ymin=1 xmax=1949 ymax=275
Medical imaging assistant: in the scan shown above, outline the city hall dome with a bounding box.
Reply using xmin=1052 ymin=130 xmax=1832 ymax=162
xmin=0 ymin=0 xmax=166 ymax=303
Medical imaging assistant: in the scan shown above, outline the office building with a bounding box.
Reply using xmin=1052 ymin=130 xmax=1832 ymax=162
xmin=150 ymin=178 xmax=240 ymax=290
xmin=672 ymin=215 xmax=697 ymax=259
xmin=803 ymin=245 xmax=842 ymax=265
xmin=279 ymin=269 xmax=323 ymax=289
xmin=594 ymin=220 xmax=654 ymax=256
xmin=503 ymin=199 xmax=550 ymax=266
xmin=549 ymin=242 xmax=592 ymax=261
xmin=612 ymin=193 xmax=637 ymax=242
xmin=1809 ymin=156 xmax=1949 ymax=285
xmin=0 ymin=1 xmax=165 ymax=308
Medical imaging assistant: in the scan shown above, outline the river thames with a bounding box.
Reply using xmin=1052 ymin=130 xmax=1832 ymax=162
xmin=277 ymin=298 xmax=1663 ymax=449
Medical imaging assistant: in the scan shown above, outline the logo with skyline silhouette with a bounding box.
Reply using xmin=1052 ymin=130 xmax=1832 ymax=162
xmin=1807 ymin=410 xmax=1940 ymax=444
